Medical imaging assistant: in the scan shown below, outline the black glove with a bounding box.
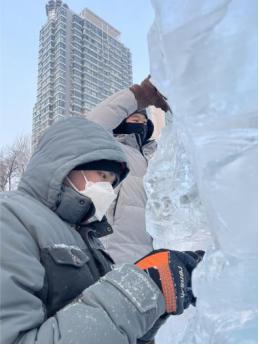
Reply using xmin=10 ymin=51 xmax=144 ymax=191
xmin=130 ymin=75 xmax=172 ymax=113
xmin=135 ymin=249 xmax=205 ymax=315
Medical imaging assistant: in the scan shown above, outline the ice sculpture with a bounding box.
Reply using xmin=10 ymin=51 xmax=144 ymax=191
xmin=145 ymin=0 xmax=257 ymax=343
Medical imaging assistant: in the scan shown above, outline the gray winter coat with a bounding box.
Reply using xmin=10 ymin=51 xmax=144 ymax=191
xmin=0 ymin=117 xmax=165 ymax=344
xmin=87 ymin=89 xmax=156 ymax=264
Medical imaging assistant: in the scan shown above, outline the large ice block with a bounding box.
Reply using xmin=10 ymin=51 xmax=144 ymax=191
xmin=145 ymin=0 xmax=257 ymax=343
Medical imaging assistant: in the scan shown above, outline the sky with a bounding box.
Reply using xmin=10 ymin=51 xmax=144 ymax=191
xmin=0 ymin=0 xmax=154 ymax=147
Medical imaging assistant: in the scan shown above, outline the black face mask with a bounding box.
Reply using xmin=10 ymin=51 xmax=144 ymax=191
xmin=122 ymin=123 xmax=148 ymax=144
xmin=55 ymin=185 xmax=95 ymax=225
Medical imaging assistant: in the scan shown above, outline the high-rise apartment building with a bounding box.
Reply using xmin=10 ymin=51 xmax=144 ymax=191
xmin=32 ymin=0 xmax=132 ymax=147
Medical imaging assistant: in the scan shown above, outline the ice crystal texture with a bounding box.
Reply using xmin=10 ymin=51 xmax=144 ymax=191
xmin=145 ymin=0 xmax=258 ymax=342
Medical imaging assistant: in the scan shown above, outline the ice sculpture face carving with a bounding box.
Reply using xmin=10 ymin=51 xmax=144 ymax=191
xmin=145 ymin=123 xmax=210 ymax=252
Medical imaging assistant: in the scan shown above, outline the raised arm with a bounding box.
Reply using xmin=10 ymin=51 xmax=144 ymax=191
xmin=86 ymin=89 xmax=138 ymax=133
xmin=87 ymin=76 xmax=171 ymax=133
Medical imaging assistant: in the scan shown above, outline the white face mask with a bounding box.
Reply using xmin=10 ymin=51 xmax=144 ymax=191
xmin=67 ymin=171 xmax=116 ymax=221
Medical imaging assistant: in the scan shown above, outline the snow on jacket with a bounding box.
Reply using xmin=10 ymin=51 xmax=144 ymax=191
xmin=87 ymin=89 xmax=156 ymax=264
xmin=0 ymin=117 xmax=165 ymax=344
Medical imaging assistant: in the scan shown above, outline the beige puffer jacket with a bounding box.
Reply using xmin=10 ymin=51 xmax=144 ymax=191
xmin=87 ymin=89 xmax=157 ymax=263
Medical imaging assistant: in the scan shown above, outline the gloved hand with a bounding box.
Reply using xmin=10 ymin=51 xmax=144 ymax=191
xmin=130 ymin=75 xmax=172 ymax=113
xmin=135 ymin=249 xmax=205 ymax=315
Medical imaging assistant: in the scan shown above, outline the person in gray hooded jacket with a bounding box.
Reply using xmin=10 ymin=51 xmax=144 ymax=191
xmin=0 ymin=91 xmax=203 ymax=344
xmin=87 ymin=76 xmax=170 ymax=264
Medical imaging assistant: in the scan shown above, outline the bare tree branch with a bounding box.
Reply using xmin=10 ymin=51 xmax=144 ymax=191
xmin=0 ymin=135 xmax=31 ymax=191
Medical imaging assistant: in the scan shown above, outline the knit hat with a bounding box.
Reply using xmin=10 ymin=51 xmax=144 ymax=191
xmin=74 ymin=159 xmax=126 ymax=186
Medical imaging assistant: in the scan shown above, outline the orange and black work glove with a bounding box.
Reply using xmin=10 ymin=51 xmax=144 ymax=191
xmin=135 ymin=249 xmax=204 ymax=315
xmin=130 ymin=75 xmax=172 ymax=113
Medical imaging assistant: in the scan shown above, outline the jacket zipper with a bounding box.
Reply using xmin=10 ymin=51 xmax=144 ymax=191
xmin=113 ymin=189 xmax=121 ymax=218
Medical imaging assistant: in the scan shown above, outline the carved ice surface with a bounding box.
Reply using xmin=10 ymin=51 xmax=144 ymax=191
xmin=145 ymin=0 xmax=257 ymax=343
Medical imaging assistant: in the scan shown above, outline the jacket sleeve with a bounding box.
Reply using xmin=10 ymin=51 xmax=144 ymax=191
xmin=1 ymin=204 xmax=165 ymax=344
xmin=86 ymin=89 xmax=138 ymax=132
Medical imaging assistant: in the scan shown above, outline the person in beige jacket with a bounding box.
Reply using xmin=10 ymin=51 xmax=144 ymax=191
xmin=87 ymin=77 xmax=171 ymax=264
